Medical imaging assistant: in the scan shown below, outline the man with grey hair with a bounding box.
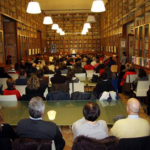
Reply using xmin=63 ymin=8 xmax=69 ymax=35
xmin=16 ymin=96 xmax=65 ymax=150
xmin=110 ymin=98 xmax=150 ymax=139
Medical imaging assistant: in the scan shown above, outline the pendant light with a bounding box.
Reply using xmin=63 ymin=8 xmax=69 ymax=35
xmin=84 ymin=23 xmax=91 ymax=29
xmin=91 ymin=0 xmax=106 ymax=12
xmin=52 ymin=24 xmax=59 ymax=30
xmin=57 ymin=28 xmax=62 ymax=33
xmin=43 ymin=16 xmax=53 ymax=25
xmin=86 ymin=15 xmax=96 ymax=23
xmin=26 ymin=1 xmax=41 ymax=14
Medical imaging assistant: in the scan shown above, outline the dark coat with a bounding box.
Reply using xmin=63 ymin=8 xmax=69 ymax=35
xmin=51 ymin=74 xmax=67 ymax=84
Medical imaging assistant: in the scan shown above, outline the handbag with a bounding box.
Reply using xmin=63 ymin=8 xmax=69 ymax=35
xmin=122 ymin=75 xmax=131 ymax=93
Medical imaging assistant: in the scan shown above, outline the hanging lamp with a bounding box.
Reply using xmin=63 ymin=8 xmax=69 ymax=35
xmin=91 ymin=0 xmax=106 ymax=12
xmin=26 ymin=1 xmax=41 ymax=14
xmin=43 ymin=16 xmax=53 ymax=25
xmin=86 ymin=15 xmax=96 ymax=23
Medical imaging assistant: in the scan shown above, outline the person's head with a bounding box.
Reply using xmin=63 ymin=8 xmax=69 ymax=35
xmin=55 ymin=65 xmax=61 ymax=74
xmin=27 ymin=74 xmax=40 ymax=90
xmin=67 ymin=68 xmax=75 ymax=81
xmin=100 ymin=72 xmax=108 ymax=80
xmin=109 ymin=57 xmax=113 ymax=61
xmin=83 ymin=102 xmax=100 ymax=122
xmin=75 ymin=61 xmax=82 ymax=67
xmin=20 ymin=69 xmax=26 ymax=76
xmin=129 ymin=63 xmax=135 ymax=71
xmin=60 ymin=62 xmax=67 ymax=70
xmin=36 ymin=69 xmax=44 ymax=78
xmin=123 ymin=52 xmax=126 ymax=56
xmin=7 ymin=78 xmax=15 ymax=88
xmin=29 ymin=97 xmax=45 ymax=118
xmin=127 ymin=98 xmax=141 ymax=115
xmin=138 ymin=68 xmax=147 ymax=78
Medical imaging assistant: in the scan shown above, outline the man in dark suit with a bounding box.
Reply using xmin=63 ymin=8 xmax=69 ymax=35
xmin=17 ymin=97 xmax=65 ymax=150
xmin=51 ymin=66 xmax=67 ymax=84
xmin=15 ymin=69 xmax=28 ymax=85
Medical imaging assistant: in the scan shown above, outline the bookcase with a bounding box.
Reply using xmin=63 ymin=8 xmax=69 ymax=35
xmin=0 ymin=14 xmax=4 ymax=64
xmin=46 ymin=14 xmax=100 ymax=54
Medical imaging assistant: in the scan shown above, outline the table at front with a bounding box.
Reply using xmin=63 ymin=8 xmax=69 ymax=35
xmin=0 ymin=100 xmax=127 ymax=126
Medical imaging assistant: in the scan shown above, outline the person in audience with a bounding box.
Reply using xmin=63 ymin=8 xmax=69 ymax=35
xmin=91 ymin=57 xmax=96 ymax=66
xmin=7 ymin=64 xmax=17 ymax=74
xmin=25 ymin=58 xmax=32 ymax=69
xmin=3 ymin=78 xmax=21 ymax=100
xmin=120 ymin=63 xmax=136 ymax=87
xmin=16 ymin=96 xmax=65 ymax=149
xmin=132 ymin=68 xmax=148 ymax=90
xmin=72 ymin=102 xmax=108 ymax=140
xmin=15 ymin=69 xmax=28 ymax=85
xmin=93 ymin=72 xmax=115 ymax=98
xmin=48 ymin=62 xmax=55 ymax=72
xmin=36 ymin=69 xmax=48 ymax=93
xmin=74 ymin=61 xmax=86 ymax=74
xmin=93 ymin=59 xmax=100 ymax=69
xmin=20 ymin=60 xmax=26 ymax=69
xmin=95 ymin=61 xmax=105 ymax=73
xmin=26 ymin=74 xmax=44 ymax=97
xmin=0 ymin=67 xmax=11 ymax=78
xmin=108 ymin=57 xmax=116 ymax=68
xmin=120 ymin=52 xmax=127 ymax=71
xmin=60 ymin=62 xmax=68 ymax=74
xmin=66 ymin=69 xmax=80 ymax=83
xmin=104 ymin=67 xmax=116 ymax=80
xmin=110 ymin=98 xmax=150 ymax=139
xmin=81 ymin=57 xmax=87 ymax=67
xmin=43 ymin=65 xmax=54 ymax=74
xmin=51 ymin=66 xmax=67 ymax=84
xmin=84 ymin=60 xmax=94 ymax=70
xmin=0 ymin=112 xmax=17 ymax=141
xmin=30 ymin=63 xmax=37 ymax=73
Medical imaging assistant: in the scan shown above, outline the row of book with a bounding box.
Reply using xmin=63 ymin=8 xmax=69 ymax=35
xmin=132 ymin=56 xmax=150 ymax=68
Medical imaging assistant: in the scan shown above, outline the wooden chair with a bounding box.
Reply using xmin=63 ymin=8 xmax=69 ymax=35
xmin=0 ymin=95 xmax=17 ymax=101
xmin=15 ymin=85 xmax=26 ymax=96
xmin=110 ymin=65 xmax=118 ymax=73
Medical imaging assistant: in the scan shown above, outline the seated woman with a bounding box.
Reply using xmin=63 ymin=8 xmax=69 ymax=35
xmin=93 ymin=72 xmax=115 ymax=98
xmin=120 ymin=63 xmax=136 ymax=87
xmin=0 ymin=113 xmax=17 ymax=141
xmin=132 ymin=68 xmax=148 ymax=90
xmin=72 ymin=102 xmax=108 ymax=140
xmin=3 ymin=78 xmax=21 ymax=100
xmin=104 ymin=67 xmax=116 ymax=80
xmin=66 ymin=69 xmax=80 ymax=83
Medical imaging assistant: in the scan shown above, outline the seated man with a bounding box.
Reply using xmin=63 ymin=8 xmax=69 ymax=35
xmin=3 ymin=78 xmax=21 ymax=100
xmin=16 ymin=97 xmax=65 ymax=150
xmin=110 ymin=98 xmax=150 ymax=139
xmin=51 ymin=66 xmax=67 ymax=84
xmin=15 ymin=69 xmax=28 ymax=85
xmin=72 ymin=102 xmax=108 ymax=140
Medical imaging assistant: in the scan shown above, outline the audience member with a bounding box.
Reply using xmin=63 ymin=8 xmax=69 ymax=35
xmin=0 ymin=67 xmax=11 ymax=78
xmin=66 ymin=69 xmax=79 ymax=83
xmin=72 ymin=102 xmax=108 ymax=140
xmin=108 ymin=57 xmax=116 ymax=68
xmin=74 ymin=62 xmax=86 ymax=73
xmin=60 ymin=63 xmax=68 ymax=74
xmin=43 ymin=65 xmax=54 ymax=74
xmin=110 ymin=98 xmax=150 ymax=139
xmin=91 ymin=57 xmax=96 ymax=66
xmin=84 ymin=60 xmax=94 ymax=70
xmin=15 ymin=69 xmax=27 ymax=85
xmin=51 ymin=66 xmax=67 ymax=84
xmin=93 ymin=72 xmax=115 ymax=98
xmin=7 ymin=64 xmax=17 ymax=74
xmin=120 ymin=52 xmax=127 ymax=71
xmin=17 ymin=97 xmax=65 ymax=150
xmin=3 ymin=78 xmax=21 ymax=100
xmin=95 ymin=61 xmax=105 ymax=73
xmin=104 ymin=67 xmax=116 ymax=80
xmin=93 ymin=59 xmax=100 ymax=68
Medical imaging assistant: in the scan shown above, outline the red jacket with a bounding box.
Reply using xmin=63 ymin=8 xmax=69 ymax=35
xmin=120 ymin=71 xmax=136 ymax=86
xmin=84 ymin=64 xmax=94 ymax=70
xmin=3 ymin=88 xmax=21 ymax=101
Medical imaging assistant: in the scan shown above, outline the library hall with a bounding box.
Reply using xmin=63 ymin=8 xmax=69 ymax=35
xmin=0 ymin=0 xmax=150 ymax=150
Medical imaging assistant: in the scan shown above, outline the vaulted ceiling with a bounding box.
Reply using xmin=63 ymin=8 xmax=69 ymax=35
xmin=35 ymin=0 xmax=108 ymax=14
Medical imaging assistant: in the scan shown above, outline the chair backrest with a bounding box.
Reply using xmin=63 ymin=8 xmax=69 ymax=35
xmin=111 ymin=65 xmax=118 ymax=73
xmin=87 ymin=73 xmax=99 ymax=81
xmin=15 ymin=85 xmax=26 ymax=96
xmin=8 ymin=74 xmax=19 ymax=80
xmin=75 ymin=73 xmax=86 ymax=82
xmin=69 ymin=82 xmax=84 ymax=95
xmin=0 ymin=95 xmax=17 ymax=101
xmin=86 ymin=70 xmax=94 ymax=77
xmin=135 ymin=81 xmax=150 ymax=97
xmin=119 ymin=136 xmax=150 ymax=150
xmin=126 ymin=74 xmax=137 ymax=83
xmin=12 ymin=138 xmax=55 ymax=150
xmin=52 ymin=84 xmax=69 ymax=93
xmin=44 ymin=74 xmax=54 ymax=83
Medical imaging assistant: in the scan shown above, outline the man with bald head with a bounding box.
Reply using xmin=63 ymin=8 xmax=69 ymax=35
xmin=110 ymin=98 xmax=150 ymax=139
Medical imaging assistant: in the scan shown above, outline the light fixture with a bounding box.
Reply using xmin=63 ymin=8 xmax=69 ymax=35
xmin=81 ymin=31 xmax=86 ymax=35
xmin=52 ymin=24 xmax=59 ymax=30
xmin=60 ymin=31 xmax=65 ymax=35
xmin=57 ymin=28 xmax=62 ymax=33
xmin=26 ymin=1 xmax=41 ymax=14
xmin=43 ymin=16 xmax=53 ymax=25
xmin=83 ymin=27 xmax=88 ymax=32
xmin=47 ymin=110 xmax=56 ymax=120
xmin=84 ymin=23 xmax=91 ymax=29
xmin=91 ymin=0 xmax=106 ymax=12
xmin=86 ymin=15 xmax=96 ymax=23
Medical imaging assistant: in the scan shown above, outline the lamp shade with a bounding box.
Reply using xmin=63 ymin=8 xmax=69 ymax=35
xmin=91 ymin=0 xmax=106 ymax=12
xmin=26 ymin=2 xmax=41 ymax=14
xmin=83 ymin=28 xmax=88 ymax=32
xmin=81 ymin=31 xmax=86 ymax=35
xmin=52 ymin=24 xmax=59 ymax=30
xmin=57 ymin=28 xmax=62 ymax=33
xmin=60 ymin=31 xmax=65 ymax=35
xmin=43 ymin=16 xmax=53 ymax=25
xmin=86 ymin=15 xmax=96 ymax=23
xmin=84 ymin=23 xmax=91 ymax=29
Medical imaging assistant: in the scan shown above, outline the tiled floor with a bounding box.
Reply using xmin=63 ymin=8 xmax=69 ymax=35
xmin=61 ymin=94 xmax=150 ymax=150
